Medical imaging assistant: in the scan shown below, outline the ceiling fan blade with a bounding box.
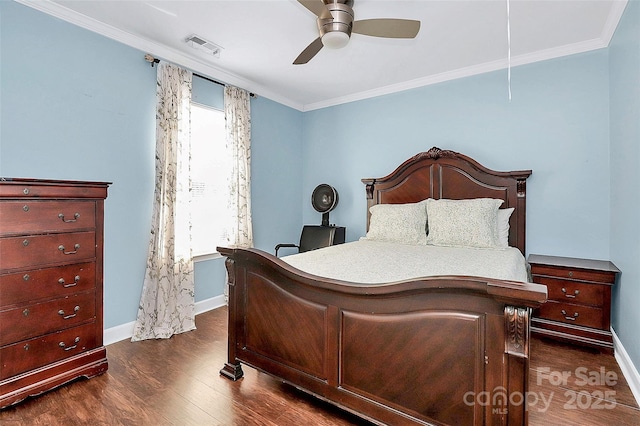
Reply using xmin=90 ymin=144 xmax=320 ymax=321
xmin=297 ymin=0 xmax=333 ymax=20
xmin=293 ymin=37 xmax=324 ymax=65
xmin=352 ymin=19 xmax=421 ymax=38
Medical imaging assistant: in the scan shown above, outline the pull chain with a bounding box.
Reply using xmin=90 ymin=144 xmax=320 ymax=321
xmin=507 ymin=0 xmax=512 ymax=101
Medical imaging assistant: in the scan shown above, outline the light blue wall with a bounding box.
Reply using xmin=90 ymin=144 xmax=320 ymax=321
xmin=302 ymin=51 xmax=611 ymax=261
xmin=0 ymin=1 xmax=156 ymax=329
xmin=610 ymin=0 xmax=640 ymax=371
xmin=251 ymin=96 xmax=304 ymax=253
xmin=0 ymin=1 xmax=303 ymax=328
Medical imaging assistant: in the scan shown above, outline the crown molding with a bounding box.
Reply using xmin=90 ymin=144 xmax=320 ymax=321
xmin=303 ymin=37 xmax=608 ymax=111
xmin=15 ymin=0 xmax=304 ymax=111
xmin=17 ymin=0 xmax=627 ymax=113
xmin=601 ymin=0 xmax=629 ymax=45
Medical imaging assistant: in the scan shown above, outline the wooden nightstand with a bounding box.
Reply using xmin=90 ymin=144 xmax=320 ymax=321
xmin=528 ymin=254 xmax=620 ymax=353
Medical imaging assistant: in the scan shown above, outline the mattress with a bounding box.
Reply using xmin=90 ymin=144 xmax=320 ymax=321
xmin=282 ymin=240 xmax=530 ymax=285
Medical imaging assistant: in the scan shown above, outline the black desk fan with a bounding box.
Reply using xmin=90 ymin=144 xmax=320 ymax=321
xmin=275 ymin=184 xmax=345 ymax=256
xmin=312 ymin=183 xmax=338 ymax=226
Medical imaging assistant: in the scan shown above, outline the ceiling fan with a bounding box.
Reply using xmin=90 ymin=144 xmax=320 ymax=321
xmin=294 ymin=0 xmax=421 ymax=65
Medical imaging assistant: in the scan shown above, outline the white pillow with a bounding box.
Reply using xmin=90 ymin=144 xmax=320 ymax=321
xmin=497 ymin=208 xmax=514 ymax=248
xmin=364 ymin=200 xmax=428 ymax=245
xmin=425 ymin=198 xmax=504 ymax=248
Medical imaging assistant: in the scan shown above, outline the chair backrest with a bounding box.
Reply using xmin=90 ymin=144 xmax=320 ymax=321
xmin=299 ymin=225 xmax=337 ymax=253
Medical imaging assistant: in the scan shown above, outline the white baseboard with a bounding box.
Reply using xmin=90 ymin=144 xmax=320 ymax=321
xmin=103 ymin=295 xmax=227 ymax=346
xmin=612 ymin=327 xmax=640 ymax=407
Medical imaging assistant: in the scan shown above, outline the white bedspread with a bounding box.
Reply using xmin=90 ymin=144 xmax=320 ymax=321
xmin=282 ymin=240 xmax=529 ymax=285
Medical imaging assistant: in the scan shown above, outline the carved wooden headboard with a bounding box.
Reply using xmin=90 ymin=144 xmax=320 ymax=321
xmin=361 ymin=147 xmax=532 ymax=255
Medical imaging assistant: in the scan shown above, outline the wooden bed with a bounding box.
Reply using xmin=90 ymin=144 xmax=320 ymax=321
xmin=219 ymin=147 xmax=547 ymax=426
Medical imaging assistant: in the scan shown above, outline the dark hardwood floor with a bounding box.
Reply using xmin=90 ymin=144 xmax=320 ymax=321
xmin=1 ymin=307 xmax=639 ymax=425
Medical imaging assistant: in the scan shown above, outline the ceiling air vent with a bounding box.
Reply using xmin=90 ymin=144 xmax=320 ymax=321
xmin=185 ymin=35 xmax=222 ymax=58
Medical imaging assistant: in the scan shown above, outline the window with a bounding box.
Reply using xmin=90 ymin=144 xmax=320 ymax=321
xmin=190 ymin=102 xmax=230 ymax=257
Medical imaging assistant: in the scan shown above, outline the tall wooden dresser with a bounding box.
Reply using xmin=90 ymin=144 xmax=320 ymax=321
xmin=0 ymin=178 xmax=110 ymax=408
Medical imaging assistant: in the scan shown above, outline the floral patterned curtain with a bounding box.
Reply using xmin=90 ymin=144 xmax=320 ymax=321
xmin=225 ymin=86 xmax=253 ymax=248
xmin=132 ymin=62 xmax=196 ymax=341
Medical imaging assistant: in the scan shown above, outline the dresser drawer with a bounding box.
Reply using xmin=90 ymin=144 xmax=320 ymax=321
xmin=532 ymin=275 xmax=604 ymax=307
xmin=0 ymin=322 xmax=98 ymax=380
xmin=0 ymin=290 xmax=96 ymax=346
xmin=0 ymin=262 xmax=96 ymax=308
xmin=0 ymin=231 xmax=95 ymax=271
xmin=536 ymin=300 xmax=604 ymax=329
xmin=0 ymin=201 xmax=96 ymax=237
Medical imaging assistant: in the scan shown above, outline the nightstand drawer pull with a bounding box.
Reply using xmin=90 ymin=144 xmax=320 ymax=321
xmin=58 ymin=212 xmax=80 ymax=223
xmin=58 ymin=275 xmax=80 ymax=288
xmin=58 ymin=243 xmax=80 ymax=255
xmin=59 ymin=337 xmax=81 ymax=351
xmin=561 ymin=309 xmax=579 ymax=321
xmin=58 ymin=305 xmax=80 ymax=319
xmin=561 ymin=288 xmax=580 ymax=298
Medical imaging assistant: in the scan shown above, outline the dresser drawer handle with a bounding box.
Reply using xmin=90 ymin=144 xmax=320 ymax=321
xmin=58 ymin=275 xmax=81 ymax=288
xmin=58 ymin=244 xmax=80 ymax=255
xmin=58 ymin=305 xmax=80 ymax=319
xmin=23 ymin=205 xmax=29 ymax=212
xmin=23 ymin=188 xmax=29 ymax=195
xmin=23 ymin=239 xmax=29 ymax=247
xmin=59 ymin=337 xmax=80 ymax=351
xmin=23 ymin=308 xmax=30 ymax=317
xmin=561 ymin=309 xmax=579 ymax=321
xmin=561 ymin=288 xmax=580 ymax=298
xmin=23 ymin=274 xmax=30 ymax=281
xmin=58 ymin=212 xmax=80 ymax=223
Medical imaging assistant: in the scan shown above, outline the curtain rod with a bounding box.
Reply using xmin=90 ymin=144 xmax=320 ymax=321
xmin=144 ymin=54 xmax=256 ymax=98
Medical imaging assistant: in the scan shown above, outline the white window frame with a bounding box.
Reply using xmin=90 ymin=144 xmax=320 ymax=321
xmin=189 ymin=101 xmax=229 ymax=261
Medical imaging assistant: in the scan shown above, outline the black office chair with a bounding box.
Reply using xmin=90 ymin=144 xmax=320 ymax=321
xmin=275 ymin=184 xmax=345 ymax=256
xmin=275 ymin=225 xmax=346 ymax=256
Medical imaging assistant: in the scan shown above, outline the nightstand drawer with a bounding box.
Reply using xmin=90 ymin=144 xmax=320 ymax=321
xmin=532 ymin=275 xmax=604 ymax=307
xmin=536 ymin=300 xmax=603 ymax=329
xmin=530 ymin=264 xmax=615 ymax=284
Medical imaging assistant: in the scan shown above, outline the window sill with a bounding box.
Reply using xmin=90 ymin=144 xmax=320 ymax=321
xmin=193 ymin=252 xmax=223 ymax=263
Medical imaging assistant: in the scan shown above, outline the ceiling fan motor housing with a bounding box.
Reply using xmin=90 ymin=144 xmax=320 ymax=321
xmin=318 ymin=0 xmax=354 ymax=40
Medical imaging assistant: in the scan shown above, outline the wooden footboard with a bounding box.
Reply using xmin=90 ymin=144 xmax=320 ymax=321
xmin=219 ymin=247 xmax=547 ymax=426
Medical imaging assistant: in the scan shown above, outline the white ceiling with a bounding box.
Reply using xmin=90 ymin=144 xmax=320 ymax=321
xmin=21 ymin=0 xmax=627 ymax=111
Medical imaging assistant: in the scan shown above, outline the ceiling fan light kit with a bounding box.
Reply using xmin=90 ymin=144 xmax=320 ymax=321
xmin=321 ymin=31 xmax=350 ymax=49
xmin=294 ymin=0 xmax=420 ymax=64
